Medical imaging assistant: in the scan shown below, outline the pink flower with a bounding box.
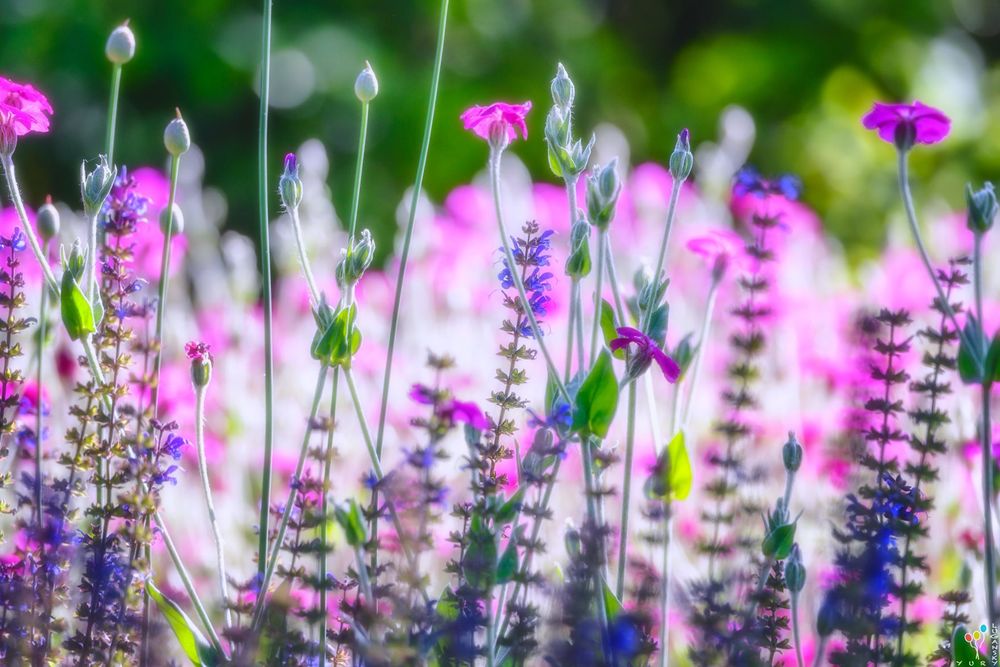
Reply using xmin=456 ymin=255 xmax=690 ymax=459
xmin=609 ymin=327 xmax=681 ymax=383
xmin=185 ymin=341 xmax=211 ymax=363
xmin=461 ymin=101 xmax=532 ymax=146
xmin=409 ymin=383 xmax=489 ymax=430
xmin=685 ymin=227 xmax=746 ymax=277
xmin=861 ymin=101 xmax=950 ymax=147
xmin=0 ymin=76 xmax=53 ymax=136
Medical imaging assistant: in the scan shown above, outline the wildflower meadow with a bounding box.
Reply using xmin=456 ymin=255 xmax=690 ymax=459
xmin=1 ymin=3 xmax=999 ymax=666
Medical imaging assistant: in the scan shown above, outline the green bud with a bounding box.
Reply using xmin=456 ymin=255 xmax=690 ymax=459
xmin=966 ymin=182 xmax=997 ymax=234
xmin=159 ymin=203 xmax=184 ymax=237
xmin=816 ymin=594 xmax=838 ymax=637
xmin=279 ymin=153 xmax=303 ymax=211
xmin=37 ymin=197 xmax=60 ymax=242
xmin=81 ymin=156 xmax=117 ymax=219
xmin=187 ymin=343 xmax=212 ymax=388
xmin=782 ymin=431 xmax=803 ymax=472
xmin=784 ymin=543 xmax=806 ymax=593
xmin=354 ymin=60 xmax=379 ymax=103
xmin=565 ymin=220 xmax=591 ymax=278
xmin=336 ymin=229 xmax=376 ymax=288
xmin=668 ymin=128 xmax=693 ymax=182
xmin=586 ymin=159 xmax=622 ymax=229
xmin=164 ymin=110 xmax=191 ymax=156
xmin=564 ymin=520 xmax=581 ymax=559
xmin=105 ymin=22 xmax=136 ymax=65
xmin=59 ymin=241 xmax=96 ymax=341
xmin=671 ymin=333 xmax=695 ymax=377
xmin=551 ymin=63 xmax=575 ymax=110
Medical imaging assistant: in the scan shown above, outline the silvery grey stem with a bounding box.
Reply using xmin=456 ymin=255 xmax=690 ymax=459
xmin=287 ymin=205 xmax=321 ymax=308
xmin=680 ymin=278 xmax=720 ymax=428
xmin=1 ymin=155 xmax=59 ymax=293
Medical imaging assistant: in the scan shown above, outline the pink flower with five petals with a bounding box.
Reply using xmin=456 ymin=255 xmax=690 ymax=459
xmin=461 ymin=101 xmax=532 ymax=146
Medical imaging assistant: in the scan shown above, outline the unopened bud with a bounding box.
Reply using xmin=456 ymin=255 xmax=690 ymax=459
xmin=354 ymin=61 xmax=379 ymax=103
xmin=586 ymin=159 xmax=621 ymax=229
xmin=279 ymin=153 xmax=303 ymax=211
xmin=782 ymin=431 xmax=803 ymax=472
xmin=564 ymin=520 xmax=581 ymax=559
xmin=160 ymin=203 xmax=184 ymax=237
xmin=185 ymin=341 xmax=212 ymax=388
xmin=668 ymin=128 xmax=693 ymax=182
xmin=551 ymin=63 xmax=575 ymax=110
xmin=337 ymin=229 xmax=376 ymax=287
xmin=784 ymin=543 xmax=806 ymax=593
xmin=164 ymin=110 xmax=190 ymax=156
xmin=966 ymin=182 xmax=997 ymax=234
xmin=105 ymin=22 xmax=136 ymax=65
xmin=37 ymin=197 xmax=60 ymax=242
xmin=81 ymin=156 xmax=117 ymax=218
xmin=564 ymin=220 xmax=591 ymax=278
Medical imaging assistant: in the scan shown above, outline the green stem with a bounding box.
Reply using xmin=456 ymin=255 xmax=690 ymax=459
xmin=581 ymin=439 xmax=611 ymax=661
xmin=615 ymin=380 xmax=638 ymax=598
xmin=34 ymin=244 xmax=48 ymax=528
xmin=587 ymin=228 xmax=606 ymax=364
xmin=488 ymin=146 xmax=571 ymax=405
xmin=194 ymin=383 xmax=233 ymax=629
xmin=564 ymin=278 xmax=577 ymax=382
xmin=374 ymin=0 xmax=450 ymax=460
xmin=287 ymin=205 xmax=320 ymax=308
xmin=790 ymin=594 xmax=804 ymax=667
xmin=347 ymin=102 xmax=370 ymax=242
xmin=150 ymin=153 xmax=182 ymax=415
xmin=657 ymin=507 xmax=673 ymax=667
xmin=650 ymin=178 xmax=682 ymax=304
xmin=975 ymin=233 xmax=998 ymax=628
xmin=256 ymin=0 xmax=277 ymax=581
xmin=105 ymin=64 xmax=123 ymax=167
xmin=812 ymin=636 xmax=828 ymax=667
xmin=680 ymin=278 xmax=720 ymax=428
xmin=0 ymin=155 xmax=59 ymax=294
xmin=318 ymin=368 xmax=340 ymax=667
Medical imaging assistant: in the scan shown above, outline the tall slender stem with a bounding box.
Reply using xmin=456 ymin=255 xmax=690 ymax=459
xmin=615 ymin=379 xmax=638 ymax=598
xmin=34 ymin=243 xmax=48 ymax=528
xmin=256 ymin=0 xmax=276 ymax=580
xmin=581 ymin=439 xmax=611 ymax=661
xmin=287 ymin=206 xmax=320 ymax=309
xmin=1 ymin=155 xmax=58 ymax=294
xmin=318 ymin=368 xmax=340 ymax=667
xmin=347 ymin=102 xmax=370 ymax=242
xmin=374 ymin=0 xmax=450 ymax=459
xmin=680 ymin=279 xmax=720 ymax=427
xmin=657 ymin=508 xmax=673 ymax=667
xmin=650 ymin=179 xmax=682 ymax=299
xmin=488 ymin=146 xmax=571 ymax=405
xmin=587 ymin=228 xmax=606 ymax=364
xmin=105 ymin=64 xmax=123 ymax=167
xmin=790 ymin=594 xmax=804 ymax=667
xmin=150 ymin=153 xmax=181 ymax=415
xmin=194 ymin=383 xmax=233 ymax=629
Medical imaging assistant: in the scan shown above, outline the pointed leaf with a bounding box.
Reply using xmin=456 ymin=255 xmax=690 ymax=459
xmin=647 ymin=304 xmax=669 ymax=348
xmin=600 ymin=299 xmax=625 ymax=360
xmin=146 ymin=581 xmax=221 ymax=666
xmin=958 ymin=317 xmax=986 ymax=385
xmin=60 ymin=271 xmax=96 ymax=341
xmin=986 ymin=331 xmax=1000 ymax=386
xmin=762 ymin=522 xmax=796 ymax=560
xmin=650 ymin=430 xmax=693 ymax=501
xmin=572 ymin=350 xmax=619 ymax=438
xmin=496 ymin=539 xmax=519 ymax=584
xmin=602 ymin=578 xmax=623 ymax=621
xmin=495 ymin=487 xmax=525 ymax=526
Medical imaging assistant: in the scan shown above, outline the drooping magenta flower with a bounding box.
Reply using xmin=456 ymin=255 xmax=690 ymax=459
xmin=409 ymin=383 xmax=490 ymax=430
xmin=0 ymin=76 xmax=53 ymax=136
xmin=461 ymin=101 xmax=532 ymax=147
xmin=861 ymin=101 xmax=950 ymax=148
xmin=686 ymin=227 xmax=746 ymax=279
xmin=610 ymin=326 xmax=681 ymax=383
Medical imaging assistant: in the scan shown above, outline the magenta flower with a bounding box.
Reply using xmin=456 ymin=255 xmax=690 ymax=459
xmin=610 ymin=327 xmax=681 ymax=383
xmin=409 ymin=383 xmax=490 ymax=430
xmin=461 ymin=101 xmax=532 ymax=146
xmin=185 ymin=341 xmax=212 ymax=363
xmin=0 ymin=76 xmax=53 ymax=136
xmin=686 ymin=227 xmax=746 ymax=278
xmin=861 ymin=101 xmax=950 ymax=148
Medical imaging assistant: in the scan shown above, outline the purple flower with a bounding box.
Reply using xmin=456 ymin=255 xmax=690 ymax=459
xmin=0 ymin=228 xmax=26 ymax=252
xmin=461 ymin=101 xmax=532 ymax=146
xmin=409 ymin=383 xmax=489 ymax=430
xmin=101 ymin=166 xmax=151 ymax=237
xmin=733 ymin=166 xmax=801 ymax=201
xmin=610 ymin=327 xmax=681 ymax=383
xmin=861 ymin=100 xmax=950 ymax=148
xmin=449 ymin=399 xmax=489 ymax=431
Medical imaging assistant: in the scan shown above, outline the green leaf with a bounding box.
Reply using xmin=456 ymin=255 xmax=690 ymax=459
xmin=546 ymin=144 xmax=564 ymax=178
xmin=600 ymin=299 xmax=625 ymax=360
xmin=463 ymin=512 xmax=498 ymax=589
xmin=436 ymin=586 xmax=460 ymax=621
xmin=146 ymin=581 xmax=221 ymax=666
xmin=572 ymin=350 xmax=619 ymax=438
xmin=649 ymin=430 xmax=693 ymax=501
xmin=312 ymin=304 xmax=362 ymax=368
xmin=602 ymin=578 xmax=623 ymax=621
xmin=496 ymin=539 xmax=519 ymax=584
xmin=762 ymin=522 xmax=796 ymax=560
xmin=334 ymin=499 xmax=367 ymax=548
xmin=647 ymin=304 xmax=669 ymax=349
xmin=986 ymin=331 xmax=1000 ymax=386
xmin=495 ymin=487 xmax=525 ymax=525
xmin=958 ymin=317 xmax=986 ymax=385
xmin=59 ymin=271 xmax=96 ymax=341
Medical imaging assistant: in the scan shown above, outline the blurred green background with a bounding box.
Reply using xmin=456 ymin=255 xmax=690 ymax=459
xmin=2 ymin=0 xmax=999 ymax=265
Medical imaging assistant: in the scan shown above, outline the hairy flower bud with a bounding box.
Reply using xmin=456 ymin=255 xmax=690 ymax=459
xmin=160 ymin=203 xmax=184 ymax=237
xmin=81 ymin=156 xmax=117 ymax=218
xmin=586 ymin=159 xmax=622 ymax=229
xmin=966 ymin=182 xmax=997 ymax=234
xmin=37 ymin=197 xmax=60 ymax=242
xmin=669 ymin=128 xmax=693 ymax=182
xmin=565 ymin=219 xmax=591 ymax=278
xmin=279 ymin=153 xmax=303 ymax=211
xmin=63 ymin=240 xmax=87 ymax=281
xmin=105 ymin=22 xmax=136 ymax=65
xmin=551 ymin=63 xmax=575 ymax=110
xmin=784 ymin=543 xmax=806 ymax=593
xmin=354 ymin=61 xmax=379 ymax=103
xmin=545 ymin=106 xmax=571 ymax=150
xmin=0 ymin=122 xmax=17 ymax=157
xmin=782 ymin=431 xmax=803 ymax=472
xmin=337 ymin=229 xmax=376 ymax=288
xmin=164 ymin=110 xmax=191 ymax=156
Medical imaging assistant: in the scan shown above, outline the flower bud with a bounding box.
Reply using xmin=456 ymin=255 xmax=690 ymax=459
xmin=81 ymin=156 xmax=117 ymax=218
xmin=564 ymin=520 xmax=581 ymax=559
xmin=784 ymin=543 xmax=806 ymax=594
xmin=0 ymin=123 xmax=17 ymax=157
xmin=185 ymin=341 xmax=212 ymax=388
xmin=637 ymin=276 xmax=668 ymax=314
xmin=782 ymin=431 xmax=803 ymax=472
xmin=160 ymin=203 xmax=184 ymax=237
xmin=164 ymin=110 xmax=190 ymax=156
xmin=545 ymin=106 xmax=571 ymax=150
xmin=671 ymin=333 xmax=695 ymax=377
xmin=668 ymin=128 xmax=693 ymax=182
xmin=551 ymin=63 xmax=575 ymax=110
xmin=966 ymin=182 xmax=997 ymax=234
xmin=354 ymin=61 xmax=379 ymax=103
xmin=564 ymin=219 xmax=591 ymax=278
xmin=63 ymin=240 xmax=88 ymax=281
xmin=105 ymin=22 xmax=136 ymax=65
xmin=816 ymin=593 xmax=839 ymax=637
xmin=586 ymin=159 xmax=622 ymax=229
xmin=279 ymin=153 xmax=303 ymax=211
xmin=336 ymin=229 xmax=376 ymax=288
xmin=37 ymin=197 xmax=60 ymax=242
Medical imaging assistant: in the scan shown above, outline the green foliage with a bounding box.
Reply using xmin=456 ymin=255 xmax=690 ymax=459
xmin=146 ymin=582 xmax=221 ymax=667
xmin=572 ymin=350 xmax=619 ymax=438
